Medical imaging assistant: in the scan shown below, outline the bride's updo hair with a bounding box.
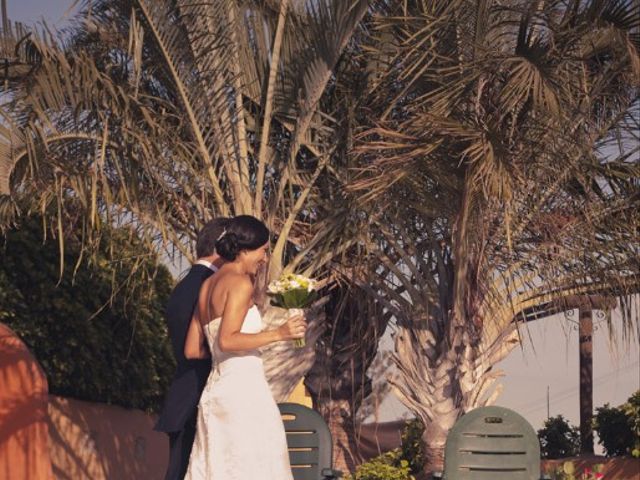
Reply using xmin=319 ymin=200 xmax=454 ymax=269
xmin=215 ymin=215 xmax=270 ymax=261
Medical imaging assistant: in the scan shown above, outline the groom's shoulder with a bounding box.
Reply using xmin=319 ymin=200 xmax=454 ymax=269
xmin=173 ymin=265 xmax=207 ymax=288
xmin=165 ymin=266 xmax=206 ymax=313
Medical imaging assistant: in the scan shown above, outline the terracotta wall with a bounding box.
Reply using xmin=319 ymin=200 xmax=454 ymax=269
xmin=47 ymin=396 xmax=168 ymax=480
xmin=0 ymin=324 xmax=54 ymax=480
xmin=1 ymin=323 xmax=168 ymax=480
xmin=0 ymin=323 xmax=501 ymax=479
xmin=542 ymin=456 xmax=640 ymax=479
xmin=47 ymin=383 xmax=310 ymax=480
xmin=0 ymin=321 xmax=321 ymax=480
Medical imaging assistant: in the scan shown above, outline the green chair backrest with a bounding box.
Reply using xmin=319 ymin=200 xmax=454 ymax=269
xmin=278 ymin=402 xmax=334 ymax=480
xmin=443 ymin=406 xmax=541 ymax=480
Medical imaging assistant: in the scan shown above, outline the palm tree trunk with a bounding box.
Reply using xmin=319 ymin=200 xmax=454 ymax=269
xmin=305 ymin=362 xmax=369 ymax=474
xmin=418 ymin=384 xmax=463 ymax=473
xmin=303 ymin=287 xmax=388 ymax=474
xmin=317 ymin=398 xmax=362 ymax=473
xmin=391 ymin=311 xmax=515 ymax=476
xmin=406 ymin=357 xmax=463 ymax=474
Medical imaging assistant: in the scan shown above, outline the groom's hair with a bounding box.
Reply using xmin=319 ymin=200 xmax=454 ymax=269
xmin=196 ymin=217 xmax=230 ymax=258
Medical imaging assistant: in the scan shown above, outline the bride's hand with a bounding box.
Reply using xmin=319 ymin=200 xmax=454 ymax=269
xmin=278 ymin=314 xmax=307 ymax=341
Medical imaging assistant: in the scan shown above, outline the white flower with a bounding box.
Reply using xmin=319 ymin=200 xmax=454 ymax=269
xmin=268 ymin=273 xmax=318 ymax=294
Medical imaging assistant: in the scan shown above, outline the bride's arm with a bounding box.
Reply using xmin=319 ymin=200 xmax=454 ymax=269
xmin=184 ymin=310 xmax=210 ymax=359
xmin=218 ymin=275 xmax=305 ymax=352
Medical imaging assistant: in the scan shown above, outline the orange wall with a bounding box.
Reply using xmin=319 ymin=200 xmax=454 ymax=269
xmin=0 ymin=324 xmax=54 ymax=480
xmin=47 ymin=396 xmax=168 ymax=480
xmin=1 ymin=321 xmax=311 ymax=480
xmin=1 ymin=322 xmax=169 ymax=480
xmin=47 ymin=382 xmax=310 ymax=480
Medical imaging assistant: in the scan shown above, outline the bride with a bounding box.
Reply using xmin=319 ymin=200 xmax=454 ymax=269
xmin=183 ymin=215 xmax=306 ymax=479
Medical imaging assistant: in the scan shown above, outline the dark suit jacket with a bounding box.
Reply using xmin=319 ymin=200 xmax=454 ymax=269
xmin=155 ymin=264 xmax=215 ymax=433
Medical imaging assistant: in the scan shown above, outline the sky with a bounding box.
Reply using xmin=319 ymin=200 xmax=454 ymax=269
xmin=373 ymin=310 xmax=639 ymax=430
xmin=5 ymin=0 xmax=78 ymax=27
xmin=7 ymin=0 xmax=640 ymax=455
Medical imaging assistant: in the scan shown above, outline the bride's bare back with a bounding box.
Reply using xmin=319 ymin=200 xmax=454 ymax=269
xmin=184 ymin=265 xmax=305 ymax=358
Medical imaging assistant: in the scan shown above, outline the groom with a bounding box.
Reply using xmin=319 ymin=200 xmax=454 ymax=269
xmin=155 ymin=218 xmax=229 ymax=480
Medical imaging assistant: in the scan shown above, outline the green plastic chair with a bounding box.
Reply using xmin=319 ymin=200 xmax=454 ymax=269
xmin=433 ymin=406 xmax=544 ymax=480
xmin=278 ymin=402 xmax=342 ymax=480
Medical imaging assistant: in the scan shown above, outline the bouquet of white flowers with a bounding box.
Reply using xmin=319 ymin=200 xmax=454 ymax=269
xmin=267 ymin=273 xmax=318 ymax=347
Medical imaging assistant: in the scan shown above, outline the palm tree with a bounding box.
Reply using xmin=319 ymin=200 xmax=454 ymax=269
xmin=0 ymin=0 xmax=373 ymax=402
xmin=0 ymin=2 xmax=411 ymax=472
xmin=2 ymin=2 xmax=638 ymax=475
xmin=303 ymin=280 xmax=392 ymax=471
xmin=350 ymin=0 xmax=639 ymax=473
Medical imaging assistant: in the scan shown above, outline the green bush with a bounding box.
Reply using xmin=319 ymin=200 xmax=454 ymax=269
xmin=399 ymin=418 xmax=424 ymax=474
xmin=347 ymin=451 xmax=414 ymax=480
xmin=593 ymin=390 xmax=640 ymax=457
xmin=347 ymin=419 xmax=424 ymax=480
xmin=624 ymin=391 xmax=640 ymax=458
xmin=537 ymin=415 xmax=581 ymax=459
xmin=0 ymin=217 xmax=175 ymax=412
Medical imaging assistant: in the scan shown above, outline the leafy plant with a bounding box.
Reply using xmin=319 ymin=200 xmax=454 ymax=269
xmin=594 ymin=390 xmax=640 ymax=457
xmin=0 ymin=217 xmax=175 ymax=412
xmin=624 ymin=391 xmax=640 ymax=458
xmin=346 ymin=451 xmax=414 ymax=480
xmin=346 ymin=419 xmax=424 ymax=480
xmin=538 ymin=415 xmax=581 ymax=459
xmin=399 ymin=418 xmax=424 ymax=475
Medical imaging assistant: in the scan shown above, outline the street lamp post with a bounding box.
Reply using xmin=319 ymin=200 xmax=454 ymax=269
xmin=559 ymin=295 xmax=616 ymax=455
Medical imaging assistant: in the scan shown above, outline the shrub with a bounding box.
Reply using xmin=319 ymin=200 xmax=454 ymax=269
xmin=347 ymin=419 xmax=424 ymax=480
xmin=399 ymin=418 xmax=424 ymax=475
xmin=621 ymin=390 xmax=640 ymax=458
xmin=593 ymin=390 xmax=640 ymax=457
xmin=347 ymin=451 xmax=414 ymax=480
xmin=0 ymin=217 xmax=175 ymax=412
xmin=538 ymin=415 xmax=581 ymax=459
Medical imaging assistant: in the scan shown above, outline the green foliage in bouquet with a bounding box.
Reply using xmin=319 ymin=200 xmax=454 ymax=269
xmin=267 ymin=273 xmax=319 ymax=309
xmin=269 ymin=287 xmax=319 ymax=309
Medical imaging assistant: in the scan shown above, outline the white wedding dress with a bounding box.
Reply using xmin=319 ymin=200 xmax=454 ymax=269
xmin=184 ymin=305 xmax=294 ymax=480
